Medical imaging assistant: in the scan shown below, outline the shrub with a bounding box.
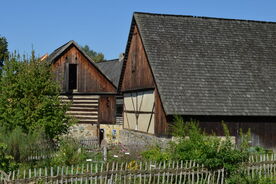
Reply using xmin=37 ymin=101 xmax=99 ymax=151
xmin=141 ymin=145 xmax=169 ymax=162
xmin=248 ymin=146 xmax=269 ymax=154
xmin=142 ymin=116 xmax=251 ymax=177
xmin=0 ymin=143 xmax=17 ymax=172
xmin=0 ymin=127 xmax=54 ymax=163
xmin=51 ymin=137 xmax=88 ymax=166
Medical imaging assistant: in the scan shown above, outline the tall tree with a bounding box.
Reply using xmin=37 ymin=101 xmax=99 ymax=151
xmin=81 ymin=45 xmax=104 ymax=62
xmin=0 ymin=36 xmax=9 ymax=66
xmin=0 ymin=53 xmax=74 ymax=139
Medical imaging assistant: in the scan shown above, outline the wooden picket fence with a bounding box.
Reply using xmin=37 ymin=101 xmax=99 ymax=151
xmin=79 ymin=138 xmax=100 ymax=152
xmin=1 ymin=154 xmax=276 ymax=184
xmin=0 ymin=160 xmax=224 ymax=184
xmin=245 ymin=154 xmax=276 ymax=179
xmin=27 ymin=138 xmax=100 ymax=161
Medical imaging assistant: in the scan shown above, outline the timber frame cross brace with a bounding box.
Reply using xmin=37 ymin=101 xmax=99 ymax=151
xmin=124 ymin=91 xmax=155 ymax=133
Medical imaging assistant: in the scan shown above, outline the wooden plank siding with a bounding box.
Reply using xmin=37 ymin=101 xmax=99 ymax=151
xmin=154 ymin=89 xmax=169 ymax=136
xmin=52 ymin=45 xmax=116 ymax=93
xmin=121 ymin=25 xmax=155 ymax=91
xmin=98 ymin=95 xmax=116 ymax=124
xmin=121 ymin=24 xmax=168 ymax=136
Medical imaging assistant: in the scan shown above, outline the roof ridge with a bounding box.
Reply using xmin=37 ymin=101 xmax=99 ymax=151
xmin=100 ymin=59 xmax=119 ymax=63
xmin=50 ymin=40 xmax=71 ymax=53
xmin=134 ymin=12 xmax=276 ymax=25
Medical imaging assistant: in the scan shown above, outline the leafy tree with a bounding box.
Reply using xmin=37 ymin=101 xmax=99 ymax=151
xmin=81 ymin=45 xmax=104 ymax=62
xmin=0 ymin=36 xmax=9 ymax=71
xmin=0 ymin=53 xmax=74 ymax=139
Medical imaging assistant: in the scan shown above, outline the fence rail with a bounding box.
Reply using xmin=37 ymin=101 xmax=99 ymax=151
xmin=1 ymin=154 xmax=276 ymax=184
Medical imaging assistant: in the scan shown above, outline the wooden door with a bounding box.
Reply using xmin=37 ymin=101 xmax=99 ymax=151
xmin=98 ymin=95 xmax=116 ymax=124
xmin=123 ymin=90 xmax=155 ymax=134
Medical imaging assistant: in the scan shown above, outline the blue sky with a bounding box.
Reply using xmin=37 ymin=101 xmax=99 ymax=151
xmin=1 ymin=0 xmax=276 ymax=60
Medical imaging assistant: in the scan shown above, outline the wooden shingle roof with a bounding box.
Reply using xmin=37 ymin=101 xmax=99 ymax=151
xmin=132 ymin=12 xmax=276 ymax=116
xmin=96 ymin=59 xmax=124 ymax=88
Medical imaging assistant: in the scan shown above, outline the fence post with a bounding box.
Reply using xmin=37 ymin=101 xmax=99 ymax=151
xmin=0 ymin=170 xmax=10 ymax=184
xmin=101 ymin=139 xmax=108 ymax=162
xmin=103 ymin=146 xmax=107 ymax=162
xmin=221 ymin=168 xmax=224 ymax=184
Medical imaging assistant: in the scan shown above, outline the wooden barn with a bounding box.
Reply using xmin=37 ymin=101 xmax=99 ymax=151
xmin=119 ymin=12 xmax=276 ymax=150
xmin=48 ymin=40 xmax=123 ymax=139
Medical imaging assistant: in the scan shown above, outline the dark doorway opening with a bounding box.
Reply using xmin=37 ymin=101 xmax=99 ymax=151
xmin=69 ymin=64 xmax=77 ymax=90
xmin=99 ymin=128 xmax=105 ymax=145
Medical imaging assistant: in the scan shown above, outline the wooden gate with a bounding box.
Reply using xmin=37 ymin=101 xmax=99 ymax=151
xmin=123 ymin=90 xmax=155 ymax=134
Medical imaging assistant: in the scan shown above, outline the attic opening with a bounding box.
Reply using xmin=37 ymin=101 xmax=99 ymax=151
xmin=69 ymin=64 xmax=77 ymax=90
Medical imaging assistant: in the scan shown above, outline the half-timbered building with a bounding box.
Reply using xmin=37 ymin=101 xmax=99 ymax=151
xmin=119 ymin=12 xmax=276 ymax=150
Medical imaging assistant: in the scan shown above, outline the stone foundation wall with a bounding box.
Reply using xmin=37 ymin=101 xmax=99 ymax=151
xmin=99 ymin=124 xmax=123 ymax=143
xmin=68 ymin=123 xmax=124 ymax=141
xmin=118 ymin=130 xmax=171 ymax=149
xmin=68 ymin=125 xmax=236 ymax=150
xmin=68 ymin=123 xmax=98 ymax=139
xmin=118 ymin=130 xmax=237 ymax=153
